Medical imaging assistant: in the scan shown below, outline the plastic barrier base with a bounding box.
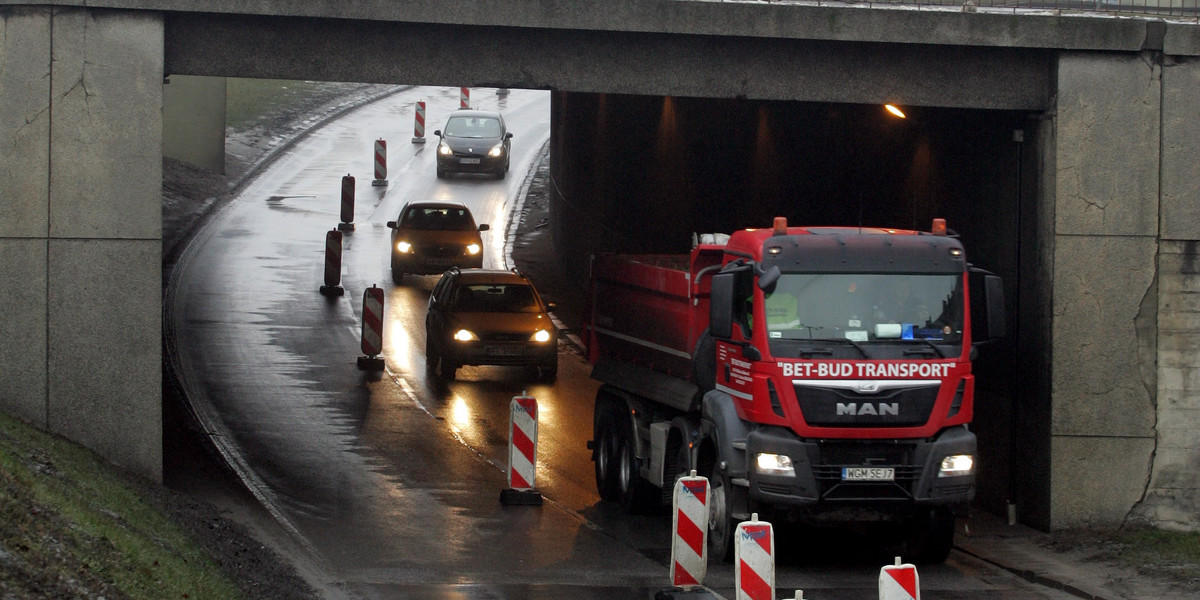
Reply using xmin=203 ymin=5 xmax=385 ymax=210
xmin=654 ymin=586 xmax=729 ymax=600
xmin=337 ymin=222 xmax=356 ymax=232
xmin=356 ymin=356 xmax=385 ymax=371
xmin=412 ymin=137 xmax=426 ymax=144
xmin=371 ymin=179 xmax=389 ymax=187
xmin=319 ymin=285 xmax=345 ymax=297
xmin=500 ymin=489 xmax=543 ymax=506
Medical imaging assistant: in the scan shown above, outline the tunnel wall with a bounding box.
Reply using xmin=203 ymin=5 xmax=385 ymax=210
xmin=0 ymin=7 xmax=162 ymax=481
xmin=162 ymin=74 xmax=226 ymax=173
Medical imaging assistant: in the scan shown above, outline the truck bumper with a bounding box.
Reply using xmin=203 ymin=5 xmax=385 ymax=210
xmin=744 ymin=425 xmax=975 ymax=517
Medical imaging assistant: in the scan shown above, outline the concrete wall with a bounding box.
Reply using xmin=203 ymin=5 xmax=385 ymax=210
xmin=0 ymin=6 xmax=162 ymax=481
xmin=163 ymin=74 xmax=225 ymax=173
xmin=1050 ymin=52 xmax=1162 ymax=528
xmin=1133 ymin=57 xmax=1200 ymax=531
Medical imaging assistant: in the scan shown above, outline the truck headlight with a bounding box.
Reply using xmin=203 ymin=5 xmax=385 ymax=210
xmin=755 ymin=453 xmax=795 ymax=477
xmin=938 ymin=454 xmax=974 ymax=477
xmin=396 ymin=241 xmax=412 ymax=253
xmin=466 ymin=243 xmax=481 ymax=255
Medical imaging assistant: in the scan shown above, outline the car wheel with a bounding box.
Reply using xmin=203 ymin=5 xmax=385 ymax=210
xmin=391 ymin=268 xmax=404 ymax=286
xmin=539 ymin=358 xmax=557 ymax=382
xmin=496 ymin=169 xmax=506 ymax=180
xmin=436 ymin=166 xmax=446 ymax=179
xmin=438 ymin=356 xmax=458 ymax=381
xmin=425 ymin=332 xmax=438 ymax=375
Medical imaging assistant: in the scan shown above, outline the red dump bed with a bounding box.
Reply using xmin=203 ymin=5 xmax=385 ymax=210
xmin=584 ymin=246 xmax=725 ymax=380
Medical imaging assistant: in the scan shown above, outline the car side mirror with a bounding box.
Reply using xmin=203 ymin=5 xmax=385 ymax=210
xmin=506 ymin=133 xmax=513 ymax=139
xmin=479 ymin=224 xmax=490 ymax=232
xmin=546 ymin=302 xmax=557 ymax=311
xmin=433 ymin=130 xmax=442 ymax=137
xmin=386 ymin=221 xmax=397 ymax=229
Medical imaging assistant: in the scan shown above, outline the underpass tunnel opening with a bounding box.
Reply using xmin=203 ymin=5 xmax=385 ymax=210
xmin=549 ymin=90 xmax=1046 ymax=524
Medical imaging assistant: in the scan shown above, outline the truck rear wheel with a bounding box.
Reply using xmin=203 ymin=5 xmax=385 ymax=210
xmin=617 ymin=423 xmax=658 ymax=514
xmin=593 ymin=412 xmax=621 ymax=502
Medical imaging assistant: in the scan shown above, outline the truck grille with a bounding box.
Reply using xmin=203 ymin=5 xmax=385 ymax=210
xmin=809 ymin=441 xmax=920 ymax=501
xmin=794 ymin=382 xmax=938 ymax=427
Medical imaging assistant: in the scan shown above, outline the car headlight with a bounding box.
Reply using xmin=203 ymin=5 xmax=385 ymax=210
xmin=466 ymin=243 xmax=481 ymax=255
xmin=453 ymin=329 xmax=478 ymax=342
xmin=531 ymin=329 xmax=552 ymax=343
xmin=438 ymin=143 xmax=452 ymax=156
xmin=488 ymin=143 xmax=504 ymax=158
xmin=755 ymin=453 xmax=795 ymax=477
xmin=938 ymin=454 xmax=974 ymax=477
xmin=396 ymin=241 xmax=412 ymax=253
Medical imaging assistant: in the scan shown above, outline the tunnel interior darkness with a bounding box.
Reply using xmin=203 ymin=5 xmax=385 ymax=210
xmin=551 ymin=91 xmax=1044 ymax=522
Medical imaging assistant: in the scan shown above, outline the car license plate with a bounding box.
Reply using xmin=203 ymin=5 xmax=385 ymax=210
xmin=425 ymin=257 xmax=455 ymax=266
xmin=486 ymin=346 xmax=523 ymax=357
xmin=460 ymin=158 xmax=481 ymax=165
xmin=842 ymin=467 xmax=894 ymax=481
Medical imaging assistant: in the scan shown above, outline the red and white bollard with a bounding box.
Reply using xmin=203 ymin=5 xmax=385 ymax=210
xmin=338 ymin=174 xmax=355 ymax=232
xmin=500 ymin=395 xmax=543 ymax=505
xmin=371 ymin=139 xmax=388 ymax=186
xmin=735 ymin=514 xmax=775 ymax=600
xmin=670 ymin=471 xmax=709 ymax=587
xmin=460 ymin=86 xmax=470 ymax=109
xmin=412 ymin=100 xmax=426 ymax=144
xmin=357 ymin=285 xmax=385 ymax=370
xmin=319 ymin=229 xmax=344 ymax=297
xmin=879 ymin=556 xmax=920 ymax=600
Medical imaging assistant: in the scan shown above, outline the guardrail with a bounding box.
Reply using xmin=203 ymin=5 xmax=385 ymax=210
xmin=763 ymin=0 xmax=1199 ymax=22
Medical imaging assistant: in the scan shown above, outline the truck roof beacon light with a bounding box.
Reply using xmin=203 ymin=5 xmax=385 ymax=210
xmin=932 ymin=218 xmax=947 ymax=236
xmin=773 ymin=217 xmax=788 ymax=236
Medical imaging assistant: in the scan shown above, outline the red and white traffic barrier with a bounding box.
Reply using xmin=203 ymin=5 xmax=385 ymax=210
xmin=412 ymin=100 xmax=426 ymax=144
xmin=319 ymin=229 xmax=344 ymax=297
xmin=371 ymin=139 xmax=388 ymax=186
xmin=879 ymin=556 xmax=920 ymax=600
xmin=735 ymin=514 xmax=775 ymax=600
xmin=357 ymin=285 xmax=385 ymax=370
xmin=670 ymin=471 xmax=709 ymax=587
xmin=460 ymin=86 xmax=470 ymax=109
xmin=338 ymin=174 xmax=355 ymax=232
xmin=500 ymin=395 xmax=543 ymax=505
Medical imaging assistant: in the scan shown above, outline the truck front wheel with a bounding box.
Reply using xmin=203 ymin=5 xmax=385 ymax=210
xmin=902 ymin=510 xmax=956 ymax=564
xmin=707 ymin=461 xmax=736 ymax=562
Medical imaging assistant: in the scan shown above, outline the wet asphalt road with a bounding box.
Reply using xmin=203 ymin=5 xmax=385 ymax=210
xmin=165 ymin=87 xmax=1079 ymax=600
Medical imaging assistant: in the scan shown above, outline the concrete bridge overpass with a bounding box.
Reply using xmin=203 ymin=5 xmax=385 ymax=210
xmin=2 ymin=0 xmax=1198 ymax=532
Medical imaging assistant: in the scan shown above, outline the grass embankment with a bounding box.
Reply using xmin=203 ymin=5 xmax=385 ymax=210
xmin=225 ymin=78 xmax=339 ymax=130
xmin=0 ymin=412 xmax=247 ymax=599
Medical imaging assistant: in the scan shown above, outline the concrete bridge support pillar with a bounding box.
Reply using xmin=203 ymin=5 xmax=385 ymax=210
xmin=1048 ymin=51 xmax=1162 ymax=529
xmin=0 ymin=7 xmax=163 ymax=481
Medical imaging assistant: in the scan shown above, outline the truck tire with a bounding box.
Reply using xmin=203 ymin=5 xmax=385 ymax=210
xmin=617 ymin=422 xmax=658 ymax=514
xmin=593 ymin=410 xmax=622 ymax=502
xmin=707 ymin=459 xmax=737 ymax=563
xmin=692 ymin=330 xmax=716 ymax=391
xmin=903 ymin=510 xmax=956 ymax=564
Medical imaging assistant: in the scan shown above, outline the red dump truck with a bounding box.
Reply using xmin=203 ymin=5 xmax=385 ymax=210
xmin=583 ymin=217 xmax=1005 ymax=563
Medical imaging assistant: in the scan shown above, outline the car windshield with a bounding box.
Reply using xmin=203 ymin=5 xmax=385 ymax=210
xmin=400 ymin=207 xmax=477 ymax=231
xmin=763 ymin=273 xmax=963 ymax=348
xmin=443 ymin=116 xmax=502 ymax=138
xmin=452 ymin=284 xmax=540 ymax=313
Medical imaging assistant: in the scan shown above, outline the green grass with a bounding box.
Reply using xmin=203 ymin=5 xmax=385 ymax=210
xmin=224 ymin=78 xmax=333 ymax=130
xmin=0 ymin=413 xmax=247 ymax=600
xmin=1114 ymin=527 xmax=1200 ymax=569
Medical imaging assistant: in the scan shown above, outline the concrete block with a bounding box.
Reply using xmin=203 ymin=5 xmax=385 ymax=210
xmin=0 ymin=8 xmax=51 ymax=238
xmin=0 ymin=240 xmax=48 ymax=427
xmin=1052 ymin=235 xmax=1157 ymax=437
xmin=1161 ymin=59 xmax=1200 ymax=241
xmin=49 ymin=9 xmax=163 ymax=241
xmin=1055 ymin=52 xmax=1160 ymax=237
xmin=47 ymin=239 xmax=161 ymax=481
xmin=1051 ymin=435 xmax=1154 ymax=529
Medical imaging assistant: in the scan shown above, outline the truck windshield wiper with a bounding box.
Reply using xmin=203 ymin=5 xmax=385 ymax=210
xmin=903 ymin=339 xmax=946 ymax=358
xmin=804 ymin=338 xmax=871 ymax=359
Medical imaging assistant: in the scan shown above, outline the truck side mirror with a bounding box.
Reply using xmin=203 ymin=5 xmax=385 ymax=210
xmin=983 ymin=274 xmax=1006 ymax=340
xmin=710 ymin=272 xmax=735 ymax=340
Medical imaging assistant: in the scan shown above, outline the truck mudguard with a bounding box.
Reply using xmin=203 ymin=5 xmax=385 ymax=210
xmin=701 ymin=388 xmax=751 ymax=476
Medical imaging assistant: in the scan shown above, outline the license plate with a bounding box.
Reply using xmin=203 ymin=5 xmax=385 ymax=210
xmin=424 ymin=257 xmax=455 ymax=266
xmin=486 ymin=346 xmax=523 ymax=357
xmin=842 ymin=467 xmax=895 ymax=481
xmin=460 ymin=158 xmax=481 ymax=164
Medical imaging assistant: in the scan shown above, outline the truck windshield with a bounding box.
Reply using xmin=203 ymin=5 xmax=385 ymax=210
xmin=763 ymin=273 xmax=963 ymax=348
